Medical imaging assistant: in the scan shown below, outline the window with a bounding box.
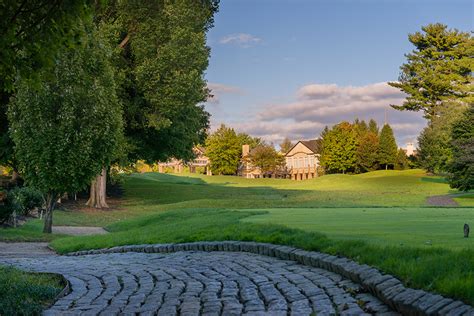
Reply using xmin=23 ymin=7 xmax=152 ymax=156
xmin=299 ymin=158 xmax=303 ymax=168
xmin=304 ymin=157 xmax=308 ymax=167
xmin=309 ymin=156 xmax=314 ymax=167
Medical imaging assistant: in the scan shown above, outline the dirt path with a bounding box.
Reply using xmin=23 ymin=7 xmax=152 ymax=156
xmin=426 ymin=195 xmax=459 ymax=206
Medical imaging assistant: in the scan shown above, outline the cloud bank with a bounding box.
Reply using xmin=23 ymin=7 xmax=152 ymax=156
xmin=213 ymin=82 xmax=426 ymax=148
xmin=207 ymin=83 xmax=243 ymax=104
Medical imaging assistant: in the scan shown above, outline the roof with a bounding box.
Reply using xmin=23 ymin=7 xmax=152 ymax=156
xmin=286 ymin=139 xmax=322 ymax=155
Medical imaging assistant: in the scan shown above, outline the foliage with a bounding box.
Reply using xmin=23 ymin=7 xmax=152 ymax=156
xmin=279 ymin=137 xmax=294 ymax=154
xmin=389 ymin=23 xmax=474 ymax=119
xmin=0 ymin=266 xmax=63 ymax=315
xmin=368 ymin=119 xmax=379 ymax=135
xmin=8 ymin=25 xmax=123 ymax=232
xmin=449 ymin=105 xmax=474 ymax=191
xmin=378 ymin=124 xmax=398 ymax=169
xmin=205 ymin=125 xmax=243 ymax=175
xmin=6 ymin=187 xmax=43 ymax=216
xmin=395 ymin=148 xmax=409 ymax=170
xmin=0 ymin=0 xmax=91 ymax=169
xmin=248 ymin=144 xmax=285 ymax=174
xmin=417 ymin=104 xmax=466 ymax=173
xmin=96 ymin=0 xmax=219 ymax=164
xmin=320 ymin=122 xmax=357 ymax=174
xmin=356 ymin=131 xmax=380 ymax=172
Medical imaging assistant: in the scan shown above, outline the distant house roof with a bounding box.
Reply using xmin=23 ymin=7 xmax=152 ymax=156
xmin=286 ymin=139 xmax=322 ymax=156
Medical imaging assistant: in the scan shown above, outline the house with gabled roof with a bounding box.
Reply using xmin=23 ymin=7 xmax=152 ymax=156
xmin=285 ymin=139 xmax=322 ymax=180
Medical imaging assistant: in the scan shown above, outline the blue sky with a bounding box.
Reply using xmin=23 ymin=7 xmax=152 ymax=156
xmin=204 ymin=0 xmax=473 ymax=147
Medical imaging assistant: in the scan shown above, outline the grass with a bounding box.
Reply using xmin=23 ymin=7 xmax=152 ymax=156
xmin=0 ymin=220 xmax=64 ymax=242
xmin=50 ymin=208 xmax=474 ymax=304
xmin=2 ymin=169 xmax=474 ymax=305
xmin=0 ymin=266 xmax=64 ymax=315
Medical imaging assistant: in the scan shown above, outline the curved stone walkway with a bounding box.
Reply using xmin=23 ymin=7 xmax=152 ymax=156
xmin=0 ymin=251 xmax=395 ymax=315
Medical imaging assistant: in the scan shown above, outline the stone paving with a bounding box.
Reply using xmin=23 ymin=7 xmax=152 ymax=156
xmin=0 ymin=251 xmax=396 ymax=315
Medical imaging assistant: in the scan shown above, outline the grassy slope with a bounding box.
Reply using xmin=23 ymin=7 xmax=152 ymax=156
xmin=48 ymin=170 xmax=474 ymax=304
xmin=0 ymin=266 xmax=63 ymax=315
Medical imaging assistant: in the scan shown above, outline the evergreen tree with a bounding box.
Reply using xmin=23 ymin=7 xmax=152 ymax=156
xmin=417 ymin=103 xmax=466 ymax=173
xmin=356 ymin=131 xmax=380 ymax=172
xmin=389 ymin=23 xmax=473 ymax=119
xmin=378 ymin=124 xmax=398 ymax=170
xmin=395 ymin=148 xmax=409 ymax=170
xmin=368 ymin=119 xmax=379 ymax=135
xmin=448 ymin=105 xmax=474 ymax=191
xmin=320 ymin=122 xmax=357 ymax=174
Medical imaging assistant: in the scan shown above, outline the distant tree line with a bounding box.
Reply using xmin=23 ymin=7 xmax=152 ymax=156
xmin=319 ymin=119 xmax=406 ymax=174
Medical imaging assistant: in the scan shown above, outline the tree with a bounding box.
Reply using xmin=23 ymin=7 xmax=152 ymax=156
xmin=8 ymin=27 xmax=123 ymax=233
xmin=279 ymin=137 xmax=294 ymax=154
xmin=248 ymin=144 xmax=285 ymax=174
xmin=417 ymin=103 xmax=466 ymax=173
xmin=378 ymin=124 xmax=398 ymax=170
xmin=205 ymin=125 xmax=243 ymax=175
xmin=368 ymin=119 xmax=379 ymax=135
xmin=356 ymin=131 xmax=380 ymax=172
xmin=88 ymin=0 xmax=218 ymax=207
xmin=448 ymin=105 xmax=474 ymax=191
xmin=395 ymin=148 xmax=409 ymax=170
xmin=320 ymin=122 xmax=357 ymax=174
xmin=0 ymin=0 xmax=90 ymax=172
xmin=389 ymin=23 xmax=473 ymax=119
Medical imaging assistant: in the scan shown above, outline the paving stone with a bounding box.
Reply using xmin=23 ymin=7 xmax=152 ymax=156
xmin=1 ymin=246 xmax=456 ymax=315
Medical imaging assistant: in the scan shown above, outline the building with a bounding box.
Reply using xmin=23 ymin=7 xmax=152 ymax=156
xmin=285 ymin=139 xmax=321 ymax=180
xmin=405 ymin=142 xmax=416 ymax=156
xmin=157 ymin=147 xmax=211 ymax=175
xmin=239 ymin=145 xmax=263 ymax=178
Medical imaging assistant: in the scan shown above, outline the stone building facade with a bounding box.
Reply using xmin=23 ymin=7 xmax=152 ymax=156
xmin=157 ymin=147 xmax=211 ymax=175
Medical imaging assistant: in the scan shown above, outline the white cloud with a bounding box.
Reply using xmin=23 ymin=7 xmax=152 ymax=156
xmin=212 ymin=82 xmax=426 ymax=147
xmin=207 ymin=83 xmax=243 ymax=104
xmin=219 ymin=33 xmax=262 ymax=47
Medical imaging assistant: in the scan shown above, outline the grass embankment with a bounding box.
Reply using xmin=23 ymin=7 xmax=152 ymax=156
xmin=0 ymin=266 xmax=64 ymax=315
xmin=51 ymin=208 xmax=474 ymax=304
xmin=0 ymin=221 xmax=63 ymax=242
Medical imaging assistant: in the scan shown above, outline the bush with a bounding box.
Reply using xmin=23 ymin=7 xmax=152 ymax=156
xmin=0 ymin=190 xmax=13 ymax=224
xmin=7 ymin=187 xmax=43 ymax=216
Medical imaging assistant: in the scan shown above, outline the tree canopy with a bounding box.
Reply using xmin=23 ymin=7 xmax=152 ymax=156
xmin=448 ymin=105 xmax=474 ymax=191
xmin=279 ymin=137 xmax=294 ymax=154
xmin=248 ymin=144 xmax=285 ymax=174
xmin=378 ymin=124 xmax=398 ymax=170
xmin=320 ymin=122 xmax=357 ymax=174
xmin=389 ymin=23 xmax=473 ymax=119
xmin=8 ymin=26 xmax=123 ymax=232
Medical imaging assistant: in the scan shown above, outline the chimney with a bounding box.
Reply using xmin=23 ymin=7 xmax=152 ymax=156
xmin=242 ymin=144 xmax=250 ymax=157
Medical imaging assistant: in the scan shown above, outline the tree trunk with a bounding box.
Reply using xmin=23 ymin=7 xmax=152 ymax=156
xmin=43 ymin=193 xmax=57 ymax=233
xmin=385 ymin=164 xmax=388 ymax=170
xmin=86 ymin=167 xmax=109 ymax=209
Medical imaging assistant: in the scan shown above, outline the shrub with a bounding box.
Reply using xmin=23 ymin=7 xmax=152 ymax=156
xmin=7 ymin=187 xmax=43 ymax=216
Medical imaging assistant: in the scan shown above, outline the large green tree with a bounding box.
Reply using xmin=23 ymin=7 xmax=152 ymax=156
xmin=378 ymin=124 xmax=398 ymax=170
xmin=320 ymin=122 xmax=357 ymax=174
xmin=356 ymin=131 xmax=380 ymax=172
xmin=389 ymin=23 xmax=473 ymax=119
xmin=205 ymin=125 xmax=243 ymax=175
xmin=0 ymin=0 xmax=90 ymax=170
xmin=8 ymin=26 xmax=123 ymax=233
xmin=417 ymin=103 xmax=466 ymax=173
xmin=448 ymin=105 xmax=474 ymax=191
xmin=279 ymin=137 xmax=294 ymax=154
xmin=248 ymin=144 xmax=285 ymax=174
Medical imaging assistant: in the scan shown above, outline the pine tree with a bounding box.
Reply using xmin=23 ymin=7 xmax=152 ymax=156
xmin=279 ymin=137 xmax=293 ymax=154
xmin=378 ymin=124 xmax=398 ymax=170
xmin=357 ymin=131 xmax=380 ymax=172
xmin=368 ymin=119 xmax=379 ymax=135
xmin=395 ymin=148 xmax=409 ymax=170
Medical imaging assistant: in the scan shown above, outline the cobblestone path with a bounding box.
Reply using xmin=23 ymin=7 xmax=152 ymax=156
xmin=0 ymin=251 xmax=396 ymax=315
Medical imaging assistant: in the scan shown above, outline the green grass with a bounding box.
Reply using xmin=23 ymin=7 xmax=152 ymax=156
xmin=50 ymin=208 xmax=474 ymax=304
xmin=241 ymin=207 xmax=474 ymax=249
xmin=0 ymin=266 xmax=64 ymax=315
xmin=0 ymin=220 xmax=64 ymax=242
xmin=454 ymin=193 xmax=474 ymax=207
xmin=3 ymin=169 xmax=474 ymax=305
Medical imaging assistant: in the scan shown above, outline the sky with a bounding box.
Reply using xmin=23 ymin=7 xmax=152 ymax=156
xmin=203 ymin=0 xmax=473 ymax=149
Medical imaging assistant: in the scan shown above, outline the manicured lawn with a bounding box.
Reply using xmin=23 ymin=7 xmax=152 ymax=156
xmin=3 ymin=170 xmax=474 ymax=304
xmin=50 ymin=208 xmax=474 ymax=304
xmin=0 ymin=266 xmax=64 ymax=315
xmin=241 ymin=207 xmax=474 ymax=249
